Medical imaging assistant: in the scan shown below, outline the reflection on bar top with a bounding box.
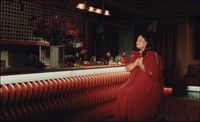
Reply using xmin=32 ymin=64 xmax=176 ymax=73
xmin=1 ymin=64 xmax=126 ymax=76
xmin=0 ymin=65 xmax=127 ymax=85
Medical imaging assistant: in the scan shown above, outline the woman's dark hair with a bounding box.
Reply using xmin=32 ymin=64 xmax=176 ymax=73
xmin=139 ymin=32 xmax=155 ymax=56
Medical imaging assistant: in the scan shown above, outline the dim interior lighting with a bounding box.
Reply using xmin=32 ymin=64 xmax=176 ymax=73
xmin=76 ymin=3 xmax=86 ymax=10
xmin=88 ymin=6 xmax=95 ymax=12
xmin=104 ymin=9 xmax=111 ymax=16
xmin=95 ymin=8 xmax=102 ymax=14
xmin=102 ymin=0 xmax=111 ymax=16
xmin=76 ymin=1 xmax=111 ymax=16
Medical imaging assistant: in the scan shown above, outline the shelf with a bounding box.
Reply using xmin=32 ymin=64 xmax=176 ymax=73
xmin=0 ymin=39 xmax=50 ymax=46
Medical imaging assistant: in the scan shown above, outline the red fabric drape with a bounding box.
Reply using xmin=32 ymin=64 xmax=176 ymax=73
xmin=114 ymin=51 xmax=164 ymax=121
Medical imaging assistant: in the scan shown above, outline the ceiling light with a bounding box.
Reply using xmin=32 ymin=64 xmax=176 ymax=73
xmin=76 ymin=3 xmax=86 ymax=10
xmin=76 ymin=1 xmax=111 ymax=16
xmin=88 ymin=6 xmax=95 ymax=12
xmin=95 ymin=8 xmax=103 ymax=14
xmin=104 ymin=9 xmax=111 ymax=16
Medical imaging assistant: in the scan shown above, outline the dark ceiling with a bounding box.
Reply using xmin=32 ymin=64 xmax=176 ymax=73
xmin=34 ymin=0 xmax=200 ymax=19
xmin=104 ymin=0 xmax=200 ymax=19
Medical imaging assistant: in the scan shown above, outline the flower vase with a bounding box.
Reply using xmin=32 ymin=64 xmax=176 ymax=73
xmin=50 ymin=45 xmax=60 ymax=68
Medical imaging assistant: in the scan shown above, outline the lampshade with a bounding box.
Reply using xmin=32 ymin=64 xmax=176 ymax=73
xmin=104 ymin=9 xmax=111 ymax=16
xmin=88 ymin=6 xmax=95 ymax=12
xmin=95 ymin=8 xmax=103 ymax=14
xmin=76 ymin=3 xmax=86 ymax=10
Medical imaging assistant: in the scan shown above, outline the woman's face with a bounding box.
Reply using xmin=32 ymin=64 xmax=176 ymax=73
xmin=136 ymin=35 xmax=147 ymax=51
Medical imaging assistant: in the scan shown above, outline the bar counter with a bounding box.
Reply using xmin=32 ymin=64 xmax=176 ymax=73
xmin=0 ymin=65 xmax=171 ymax=121
xmin=0 ymin=65 xmax=129 ymax=121
xmin=1 ymin=65 xmax=126 ymax=84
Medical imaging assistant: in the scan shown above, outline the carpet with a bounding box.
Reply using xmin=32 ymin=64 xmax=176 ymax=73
xmin=163 ymin=96 xmax=200 ymax=121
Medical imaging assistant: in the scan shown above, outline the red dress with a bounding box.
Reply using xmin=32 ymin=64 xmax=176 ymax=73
xmin=114 ymin=51 xmax=163 ymax=121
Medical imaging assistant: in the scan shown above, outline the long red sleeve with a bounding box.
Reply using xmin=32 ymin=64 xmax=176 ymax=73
xmin=143 ymin=51 xmax=160 ymax=82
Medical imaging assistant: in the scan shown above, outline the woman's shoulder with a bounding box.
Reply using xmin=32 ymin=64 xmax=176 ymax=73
xmin=146 ymin=50 xmax=157 ymax=56
xmin=146 ymin=50 xmax=162 ymax=62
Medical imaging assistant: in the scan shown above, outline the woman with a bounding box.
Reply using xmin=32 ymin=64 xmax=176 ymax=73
xmin=114 ymin=33 xmax=164 ymax=121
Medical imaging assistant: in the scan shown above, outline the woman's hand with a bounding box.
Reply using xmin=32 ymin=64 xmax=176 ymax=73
xmin=136 ymin=57 xmax=145 ymax=71
xmin=125 ymin=61 xmax=137 ymax=72
xmin=125 ymin=57 xmax=142 ymax=72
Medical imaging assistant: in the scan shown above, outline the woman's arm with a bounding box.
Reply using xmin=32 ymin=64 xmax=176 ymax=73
xmin=125 ymin=61 xmax=137 ymax=72
xmin=125 ymin=51 xmax=141 ymax=72
xmin=126 ymin=57 xmax=144 ymax=72
xmin=136 ymin=57 xmax=145 ymax=71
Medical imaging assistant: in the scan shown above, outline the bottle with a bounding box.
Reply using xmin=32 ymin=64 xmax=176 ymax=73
xmin=105 ymin=51 xmax=111 ymax=65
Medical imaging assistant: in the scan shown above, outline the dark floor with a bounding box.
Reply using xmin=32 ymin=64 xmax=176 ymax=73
xmin=162 ymin=95 xmax=199 ymax=121
xmin=104 ymin=95 xmax=200 ymax=121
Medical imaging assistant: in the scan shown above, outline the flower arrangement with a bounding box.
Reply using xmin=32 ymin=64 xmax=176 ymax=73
xmin=33 ymin=16 xmax=79 ymax=45
xmin=80 ymin=48 xmax=88 ymax=61
xmin=33 ymin=15 xmax=88 ymax=67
